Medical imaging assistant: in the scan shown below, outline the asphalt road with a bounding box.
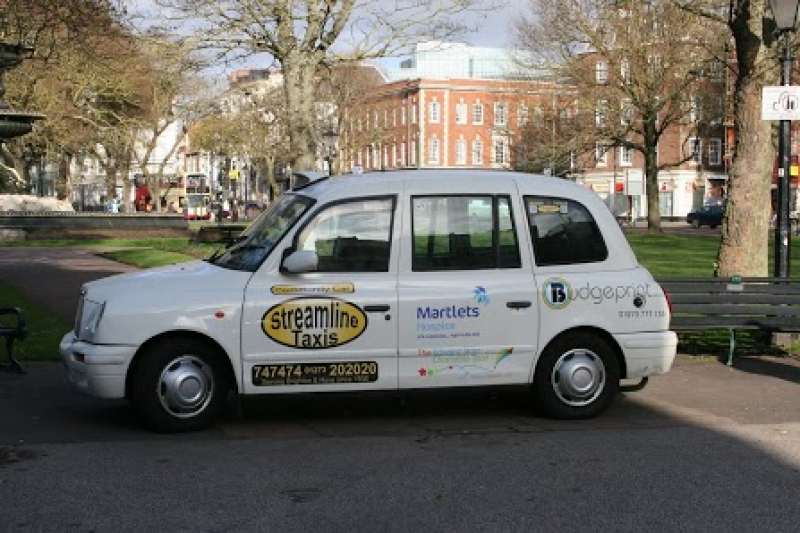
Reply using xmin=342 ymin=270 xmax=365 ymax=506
xmin=1 ymin=247 xmax=799 ymax=532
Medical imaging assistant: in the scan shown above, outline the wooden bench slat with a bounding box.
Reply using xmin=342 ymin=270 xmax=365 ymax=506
xmin=662 ymin=284 xmax=800 ymax=295
xmin=672 ymin=304 xmax=800 ymax=316
xmin=670 ymin=316 xmax=798 ymax=329
xmin=669 ymin=294 xmax=800 ymax=305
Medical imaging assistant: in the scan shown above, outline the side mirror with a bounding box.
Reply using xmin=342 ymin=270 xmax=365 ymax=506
xmin=281 ymin=250 xmax=318 ymax=273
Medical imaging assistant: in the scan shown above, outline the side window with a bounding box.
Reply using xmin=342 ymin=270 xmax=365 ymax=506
xmin=526 ymin=196 xmax=608 ymax=266
xmin=296 ymin=198 xmax=394 ymax=272
xmin=412 ymin=195 xmax=521 ymax=271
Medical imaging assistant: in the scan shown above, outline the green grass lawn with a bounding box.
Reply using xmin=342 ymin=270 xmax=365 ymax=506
xmin=0 ymin=281 xmax=71 ymax=364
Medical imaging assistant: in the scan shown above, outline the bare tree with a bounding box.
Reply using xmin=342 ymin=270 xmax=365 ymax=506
xmin=151 ymin=0 xmax=497 ymax=172
xmin=514 ymin=0 xmax=727 ymax=231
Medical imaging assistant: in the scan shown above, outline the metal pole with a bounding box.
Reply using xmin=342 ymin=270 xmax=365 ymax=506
xmin=776 ymin=31 xmax=793 ymax=277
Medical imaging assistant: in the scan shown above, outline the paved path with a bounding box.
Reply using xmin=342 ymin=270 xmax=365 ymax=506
xmin=0 ymin=246 xmax=136 ymax=323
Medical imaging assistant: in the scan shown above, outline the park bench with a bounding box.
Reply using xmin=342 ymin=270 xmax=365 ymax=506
xmin=659 ymin=276 xmax=800 ymax=365
xmin=0 ymin=307 xmax=26 ymax=374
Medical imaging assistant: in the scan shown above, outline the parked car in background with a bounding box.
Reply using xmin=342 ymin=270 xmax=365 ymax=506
xmin=686 ymin=205 xmax=724 ymax=229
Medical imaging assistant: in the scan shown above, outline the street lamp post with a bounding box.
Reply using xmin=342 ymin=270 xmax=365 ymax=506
xmin=323 ymin=128 xmax=339 ymax=176
xmin=770 ymin=0 xmax=800 ymax=277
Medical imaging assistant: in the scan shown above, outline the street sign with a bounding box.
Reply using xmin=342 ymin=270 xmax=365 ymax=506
xmin=762 ymin=86 xmax=800 ymax=120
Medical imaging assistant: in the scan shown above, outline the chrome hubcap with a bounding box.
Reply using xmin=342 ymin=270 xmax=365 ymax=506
xmin=551 ymin=349 xmax=606 ymax=407
xmin=157 ymin=355 xmax=214 ymax=418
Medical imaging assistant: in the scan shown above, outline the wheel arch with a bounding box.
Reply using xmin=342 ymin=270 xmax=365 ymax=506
xmin=538 ymin=326 xmax=627 ymax=380
xmin=125 ymin=330 xmax=236 ymax=401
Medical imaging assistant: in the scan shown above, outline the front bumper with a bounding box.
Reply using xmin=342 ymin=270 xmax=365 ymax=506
xmin=613 ymin=331 xmax=678 ymax=380
xmin=59 ymin=331 xmax=138 ymax=399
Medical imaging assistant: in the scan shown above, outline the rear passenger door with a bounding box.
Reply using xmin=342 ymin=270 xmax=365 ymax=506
xmin=397 ymin=190 xmax=539 ymax=389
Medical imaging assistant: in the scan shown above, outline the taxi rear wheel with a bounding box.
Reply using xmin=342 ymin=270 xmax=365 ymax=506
xmin=130 ymin=337 xmax=228 ymax=432
xmin=532 ymin=333 xmax=620 ymax=420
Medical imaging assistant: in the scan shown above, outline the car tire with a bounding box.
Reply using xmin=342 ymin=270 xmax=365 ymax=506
xmin=710 ymin=224 xmax=717 ymax=229
xmin=130 ymin=336 xmax=229 ymax=433
xmin=532 ymin=332 xmax=620 ymax=420
xmin=692 ymin=219 xmax=700 ymax=228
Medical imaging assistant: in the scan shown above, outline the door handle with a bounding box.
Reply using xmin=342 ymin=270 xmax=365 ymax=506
xmin=507 ymin=301 xmax=531 ymax=309
xmin=364 ymin=304 xmax=391 ymax=313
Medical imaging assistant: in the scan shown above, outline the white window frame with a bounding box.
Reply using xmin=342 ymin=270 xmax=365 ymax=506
xmin=494 ymin=102 xmax=508 ymax=127
xmin=708 ymin=138 xmax=722 ymax=166
xmin=620 ymin=145 xmax=634 ymax=167
xmin=689 ymin=137 xmax=702 ymax=164
xmin=596 ymin=60 xmax=609 ymax=84
xmin=455 ymin=102 xmax=468 ymax=125
xmin=473 ymin=103 xmax=484 ymax=125
xmin=428 ymin=138 xmax=440 ymax=164
xmin=473 ymin=139 xmax=484 ymax=165
xmin=595 ymin=142 xmax=608 ymax=167
xmin=494 ymin=138 xmax=508 ymax=165
xmin=518 ymin=104 xmax=528 ymax=126
xmin=455 ymin=138 xmax=467 ymax=165
xmin=429 ymin=101 xmax=440 ymax=123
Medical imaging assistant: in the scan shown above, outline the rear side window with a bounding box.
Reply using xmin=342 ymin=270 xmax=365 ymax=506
xmin=526 ymin=196 xmax=607 ymax=266
xmin=411 ymin=195 xmax=521 ymax=271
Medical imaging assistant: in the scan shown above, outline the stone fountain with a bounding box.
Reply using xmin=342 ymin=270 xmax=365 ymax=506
xmin=0 ymin=40 xmax=45 ymax=192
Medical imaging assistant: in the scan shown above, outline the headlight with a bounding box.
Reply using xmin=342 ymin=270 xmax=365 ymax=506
xmin=77 ymin=297 xmax=106 ymax=342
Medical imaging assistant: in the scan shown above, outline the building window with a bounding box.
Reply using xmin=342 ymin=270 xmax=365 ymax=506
xmin=412 ymin=104 xmax=417 ymax=124
xmin=494 ymin=138 xmax=508 ymax=165
xmin=473 ymin=139 xmax=484 ymax=165
xmin=473 ymin=103 xmax=484 ymax=125
xmin=596 ymin=60 xmax=609 ymax=84
xmin=596 ymin=100 xmax=609 ymax=127
xmin=455 ymin=102 xmax=467 ymax=124
xmin=621 ymin=99 xmax=633 ymax=126
xmin=402 ymin=106 xmax=406 ymax=125
xmin=494 ymin=102 xmax=508 ymax=127
xmin=429 ymin=101 xmax=440 ymax=123
xmin=689 ymin=137 xmax=702 ymax=164
xmin=518 ymin=104 xmax=529 ymax=126
xmin=595 ymin=142 xmax=608 ymax=166
xmin=708 ymin=138 xmax=722 ymax=166
xmin=429 ymin=138 xmax=440 ymax=164
xmin=455 ymin=139 xmax=467 ymax=165
xmin=620 ymin=145 xmax=634 ymax=166
xmin=620 ymin=58 xmax=630 ymax=83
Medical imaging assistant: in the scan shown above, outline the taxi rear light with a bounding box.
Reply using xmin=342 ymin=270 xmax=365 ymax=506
xmin=662 ymin=286 xmax=673 ymax=314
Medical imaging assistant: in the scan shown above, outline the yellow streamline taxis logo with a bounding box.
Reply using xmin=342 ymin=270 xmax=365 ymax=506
xmin=262 ymin=297 xmax=367 ymax=349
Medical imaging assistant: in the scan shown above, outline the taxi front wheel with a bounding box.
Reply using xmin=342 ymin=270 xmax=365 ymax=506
xmin=532 ymin=333 xmax=620 ymax=420
xmin=130 ymin=336 xmax=229 ymax=432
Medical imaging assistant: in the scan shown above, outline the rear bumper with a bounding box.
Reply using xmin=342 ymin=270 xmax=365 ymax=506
xmin=614 ymin=331 xmax=677 ymax=379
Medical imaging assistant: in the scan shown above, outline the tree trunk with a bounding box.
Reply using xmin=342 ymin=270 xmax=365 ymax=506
xmin=717 ymin=4 xmax=776 ymax=277
xmin=282 ymin=51 xmax=322 ymax=172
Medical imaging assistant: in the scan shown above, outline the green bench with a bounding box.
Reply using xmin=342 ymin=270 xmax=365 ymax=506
xmin=659 ymin=277 xmax=800 ymax=365
xmin=0 ymin=307 xmax=26 ymax=374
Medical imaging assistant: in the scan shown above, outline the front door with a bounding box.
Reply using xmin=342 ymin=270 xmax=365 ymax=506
xmin=241 ymin=195 xmax=400 ymax=395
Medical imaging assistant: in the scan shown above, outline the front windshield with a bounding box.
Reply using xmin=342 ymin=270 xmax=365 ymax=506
xmin=208 ymin=193 xmax=314 ymax=271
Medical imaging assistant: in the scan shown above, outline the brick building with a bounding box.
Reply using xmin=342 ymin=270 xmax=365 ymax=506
xmin=342 ymin=41 xmax=732 ymax=220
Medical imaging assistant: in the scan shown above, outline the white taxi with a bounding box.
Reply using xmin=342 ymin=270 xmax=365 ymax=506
xmin=60 ymin=170 xmax=677 ymax=432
